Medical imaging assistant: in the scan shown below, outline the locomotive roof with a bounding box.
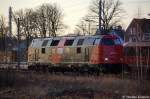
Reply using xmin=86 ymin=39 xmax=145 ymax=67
xmin=124 ymin=42 xmax=150 ymax=47
xmin=30 ymin=35 xmax=118 ymax=48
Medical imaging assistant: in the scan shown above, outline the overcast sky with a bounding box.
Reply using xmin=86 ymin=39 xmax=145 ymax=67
xmin=0 ymin=0 xmax=150 ymax=34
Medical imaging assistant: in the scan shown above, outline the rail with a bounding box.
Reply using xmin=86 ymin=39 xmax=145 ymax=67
xmin=0 ymin=62 xmax=28 ymax=70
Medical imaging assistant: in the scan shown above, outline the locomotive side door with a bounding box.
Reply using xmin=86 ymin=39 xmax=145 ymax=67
xmin=85 ymin=48 xmax=89 ymax=62
xmin=34 ymin=49 xmax=39 ymax=61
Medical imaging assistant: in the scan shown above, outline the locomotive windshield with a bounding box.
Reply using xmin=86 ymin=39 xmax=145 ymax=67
xmin=101 ymin=38 xmax=115 ymax=45
xmin=114 ymin=38 xmax=122 ymax=45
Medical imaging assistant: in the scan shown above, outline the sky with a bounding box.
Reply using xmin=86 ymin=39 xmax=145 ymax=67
xmin=0 ymin=0 xmax=150 ymax=35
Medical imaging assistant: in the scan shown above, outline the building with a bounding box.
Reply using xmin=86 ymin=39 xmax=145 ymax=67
xmin=125 ymin=18 xmax=150 ymax=42
xmin=0 ymin=37 xmax=17 ymax=63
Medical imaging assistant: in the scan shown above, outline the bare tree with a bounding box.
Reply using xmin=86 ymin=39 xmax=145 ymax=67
xmin=13 ymin=3 xmax=65 ymax=38
xmin=0 ymin=16 xmax=7 ymax=38
xmin=74 ymin=27 xmax=81 ymax=35
xmin=48 ymin=4 xmax=64 ymax=37
xmin=87 ymin=0 xmax=123 ymax=33
xmin=76 ymin=20 xmax=89 ymax=35
xmin=75 ymin=16 xmax=98 ymax=35
xmin=35 ymin=6 xmax=47 ymax=37
xmin=13 ymin=9 xmax=39 ymax=38
xmin=37 ymin=3 xmax=64 ymax=37
xmin=13 ymin=9 xmax=25 ymax=36
xmin=0 ymin=16 xmax=9 ymax=53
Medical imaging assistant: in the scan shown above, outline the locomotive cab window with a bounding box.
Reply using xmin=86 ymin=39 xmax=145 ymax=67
xmin=41 ymin=48 xmax=46 ymax=54
xmin=64 ymin=39 xmax=74 ymax=46
xmin=114 ymin=38 xmax=121 ymax=45
xmin=94 ymin=39 xmax=101 ymax=45
xmin=101 ymin=38 xmax=115 ymax=45
xmin=42 ymin=40 xmax=49 ymax=46
xmin=50 ymin=40 xmax=60 ymax=46
xmin=77 ymin=39 xmax=84 ymax=45
xmin=77 ymin=47 xmax=81 ymax=54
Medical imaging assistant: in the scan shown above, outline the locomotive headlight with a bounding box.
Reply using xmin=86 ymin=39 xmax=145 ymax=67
xmin=105 ymin=58 xmax=108 ymax=61
xmin=120 ymin=58 xmax=123 ymax=61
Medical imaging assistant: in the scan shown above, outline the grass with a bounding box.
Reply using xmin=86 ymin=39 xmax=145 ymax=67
xmin=0 ymin=70 xmax=150 ymax=99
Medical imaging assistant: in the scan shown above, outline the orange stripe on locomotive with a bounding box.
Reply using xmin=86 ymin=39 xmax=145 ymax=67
xmin=90 ymin=35 xmax=124 ymax=65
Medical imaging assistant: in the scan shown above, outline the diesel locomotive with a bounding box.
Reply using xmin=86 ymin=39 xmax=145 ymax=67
xmin=28 ymin=35 xmax=125 ymax=73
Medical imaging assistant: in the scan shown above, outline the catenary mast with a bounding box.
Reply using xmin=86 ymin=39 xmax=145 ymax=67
xmin=99 ymin=0 xmax=102 ymax=35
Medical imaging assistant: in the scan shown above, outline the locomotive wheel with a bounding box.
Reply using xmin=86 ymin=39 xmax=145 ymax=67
xmin=28 ymin=65 xmax=34 ymax=70
xmin=42 ymin=65 xmax=49 ymax=73
xmin=120 ymin=64 xmax=131 ymax=74
xmin=100 ymin=66 xmax=107 ymax=73
xmin=79 ymin=66 xmax=88 ymax=75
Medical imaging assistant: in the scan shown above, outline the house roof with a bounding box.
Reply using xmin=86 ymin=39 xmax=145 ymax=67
xmin=135 ymin=18 xmax=150 ymax=33
xmin=127 ymin=18 xmax=150 ymax=33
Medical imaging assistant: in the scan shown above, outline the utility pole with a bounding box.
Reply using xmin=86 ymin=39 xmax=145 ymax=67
xmin=17 ymin=18 xmax=20 ymax=69
xmin=26 ymin=17 xmax=30 ymax=61
xmin=81 ymin=21 xmax=85 ymax=36
xmin=88 ymin=21 xmax=91 ymax=35
xmin=4 ymin=22 xmax=7 ymax=63
xmin=41 ymin=10 xmax=46 ymax=38
xmin=9 ymin=6 xmax=12 ymax=37
xmin=85 ymin=19 xmax=92 ymax=35
xmin=99 ymin=0 xmax=102 ymax=35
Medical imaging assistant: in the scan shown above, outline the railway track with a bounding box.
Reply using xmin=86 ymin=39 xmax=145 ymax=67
xmin=0 ymin=63 xmax=28 ymax=70
xmin=0 ymin=63 xmax=127 ymax=79
xmin=0 ymin=63 xmax=149 ymax=81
